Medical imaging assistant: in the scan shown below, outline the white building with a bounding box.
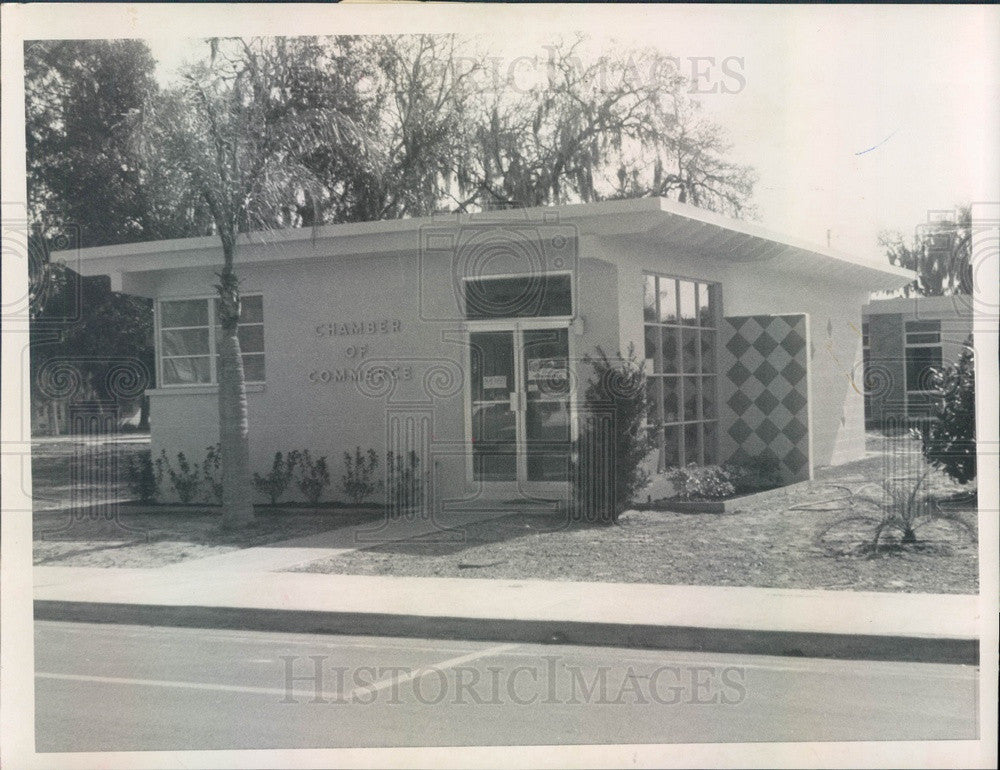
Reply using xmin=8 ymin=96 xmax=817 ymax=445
xmin=54 ymin=197 xmax=914 ymax=506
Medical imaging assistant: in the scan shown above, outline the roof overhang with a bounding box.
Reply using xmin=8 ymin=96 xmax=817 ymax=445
xmin=863 ymin=295 xmax=974 ymax=318
xmin=51 ymin=197 xmax=915 ymax=292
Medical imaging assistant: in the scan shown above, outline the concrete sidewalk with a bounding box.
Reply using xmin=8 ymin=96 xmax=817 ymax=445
xmin=159 ymin=508 xmax=514 ymax=573
xmin=34 ymin=565 xmax=981 ymax=665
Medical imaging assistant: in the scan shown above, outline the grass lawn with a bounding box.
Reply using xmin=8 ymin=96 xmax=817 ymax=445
xmin=294 ymin=433 xmax=979 ymax=594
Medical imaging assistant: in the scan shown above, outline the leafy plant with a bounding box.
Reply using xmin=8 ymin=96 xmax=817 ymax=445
xmin=123 ymin=450 xmax=159 ymax=503
xmin=921 ymin=340 xmax=976 ymax=484
xmin=155 ymin=449 xmax=201 ymax=504
xmin=339 ymin=447 xmax=382 ymax=505
xmin=294 ymin=450 xmax=330 ymax=506
xmin=668 ymin=464 xmax=736 ymax=501
xmin=202 ymin=444 xmax=223 ymax=504
xmin=724 ymin=454 xmax=783 ymax=495
xmin=816 ymin=470 xmax=977 ymax=555
xmin=253 ymin=451 xmax=298 ymax=505
xmin=386 ymin=450 xmax=426 ymax=513
xmin=572 ymin=345 xmax=655 ymax=523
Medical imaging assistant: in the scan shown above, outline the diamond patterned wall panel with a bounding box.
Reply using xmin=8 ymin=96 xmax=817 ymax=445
xmin=719 ymin=314 xmax=811 ymax=482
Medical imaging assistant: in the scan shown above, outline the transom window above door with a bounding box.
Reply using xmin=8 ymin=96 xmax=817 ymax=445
xmin=463 ymin=273 xmax=572 ymax=319
xmin=642 ymin=273 xmax=719 ymax=468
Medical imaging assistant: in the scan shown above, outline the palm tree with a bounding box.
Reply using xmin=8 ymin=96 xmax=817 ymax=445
xmin=152 ymin=37 xmax=367 ymax=528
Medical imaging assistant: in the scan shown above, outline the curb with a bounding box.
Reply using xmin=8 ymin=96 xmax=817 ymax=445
xmin=34 ymin=600 xmax=978 ymax=666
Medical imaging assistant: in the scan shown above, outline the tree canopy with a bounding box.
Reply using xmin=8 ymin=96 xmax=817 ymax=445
xmin=24 ymin=34 xmax=758 ymax=447
xmin=27 ymin=34 xmax=757 ymax=247
xmin=25 ymin=40 xmax=172 ymax=424
xmin=879 ymin=207 xmax=973 ymax=297
xmin=25 ymin=38 xmax=213 ymax=247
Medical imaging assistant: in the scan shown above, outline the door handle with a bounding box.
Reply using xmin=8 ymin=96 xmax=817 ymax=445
xmin=508 ymin=391 xmax=527 ymax=412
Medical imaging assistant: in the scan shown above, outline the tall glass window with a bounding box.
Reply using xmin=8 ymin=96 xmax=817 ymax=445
xmin=643 ymin=274 xmax=719 ymax=468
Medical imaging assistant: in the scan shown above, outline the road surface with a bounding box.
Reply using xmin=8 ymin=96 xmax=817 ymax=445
xmin=35 ymin=620 xmax=978 ymax=752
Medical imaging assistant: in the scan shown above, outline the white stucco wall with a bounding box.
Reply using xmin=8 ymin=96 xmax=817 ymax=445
xmin=143 ymin=231 xmax=621 ymax=506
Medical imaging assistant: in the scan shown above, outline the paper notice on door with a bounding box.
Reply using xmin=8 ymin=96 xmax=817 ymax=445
xmin=483 ymin=375 xmax=508 ymax=390
xmin=526 ymin=358 xmax=568 ymax=383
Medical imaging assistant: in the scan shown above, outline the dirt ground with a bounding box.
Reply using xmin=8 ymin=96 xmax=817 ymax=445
xmin=33 ymin=506 xmax=383 ymax=568
xmin=30 ymin=436 xmax=382 ymax=568
xmin=32 ymin=433 xmax=980 ymax=591
xmin=295 ymin=434 xmax=979 ymax=594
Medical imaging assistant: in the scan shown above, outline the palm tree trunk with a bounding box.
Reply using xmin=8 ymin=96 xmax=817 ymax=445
xmin=216 ymin=238 xmax=254 ymax=529
xmin=138 ymin=395 xmax=150 ymax=431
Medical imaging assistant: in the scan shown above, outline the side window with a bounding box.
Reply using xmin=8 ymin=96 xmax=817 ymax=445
xmin=159 ymin=299 xmax=212 ymax=385
xmin=158 ymin=295 xmax=265 ymax=385
xmin=215 ymin=295 xmax=266 ymax=383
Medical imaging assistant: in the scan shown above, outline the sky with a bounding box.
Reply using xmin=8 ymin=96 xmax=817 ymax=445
xmin=83 ymin=6 xmax=1000 ymax=263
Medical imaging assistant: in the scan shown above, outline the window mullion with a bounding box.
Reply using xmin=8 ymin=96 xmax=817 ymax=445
xmin=155 ymin=301 xmax=162 ymax=391
xmin=208 ymin=298 xmax=218 ymax=384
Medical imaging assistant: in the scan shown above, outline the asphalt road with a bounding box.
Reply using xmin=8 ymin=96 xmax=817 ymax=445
xmin=35 ymin=620 xmax=978 ymax=752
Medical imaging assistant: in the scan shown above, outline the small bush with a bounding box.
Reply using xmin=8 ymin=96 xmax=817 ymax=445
xmin=386 ymin=450 xmax=426 ymax=512
xmin=668 ymin=464 xmax=736 ymax=501
xmin=294 ymin=450 xmax=330 ymax=505
xmin=921 ymin=340 xmax=976 ymax=484
xmin=339 ymin=447 xmax=382 ymax=505
xmin=124 ymin=450 xmax=159 ymax=503
xmin=572 ymin=345 xmax=654 ymax=523
xmin=724 ymin=455 xmax=783 ymax=495
xmin=202 ymin=444 xmax=223 ymax=504
xmin=817 ymin=470 xmax=977 ymax=555
xmin=156 ymin=450 xmax=201 ymax=504
xmin=253 ymin=451 xmax=298 ymax=505
xmin=667 ymin=456 xmax=783 ymax=502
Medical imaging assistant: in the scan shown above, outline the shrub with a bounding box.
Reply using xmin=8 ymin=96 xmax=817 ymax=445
xmin=667 ymin=456 xmax=783 ymax=502
xmin=921 ymin=340 xmax=976 ymax=484
xmin=253 ymin=451 xmax=298 ymax=505
xmin=339 ymin=447 xmax=382 ymax=505
xmin=572 ymin=345 xmax=654 ymax=523
xmin=724 ymin=454 xmax=783 ymax=495
xmin=123 ymin=450 xmax=159 ymax=503
xmin=386 ymin=450 xmax=425 ymax=512
xmin=155 ymin=450 xmax=201 ymax=504
xmin=817 ymin=470 xmax=977 ymax=555
xmin=668 ymin=464 xmax=736 ymax=501
xmin=202 ymin=444 xmax=223 ymax=504
xmin=294 ymin=450 xmax=330 ymax=505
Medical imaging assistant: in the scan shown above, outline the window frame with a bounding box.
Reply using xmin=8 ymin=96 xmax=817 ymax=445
xmin=156 ymin=293 xmax=266 ymax=388
xmin=643 ymin=272 xmax=721 ymax=468
xmin=903 ymin=319 xmax=942 ymax=394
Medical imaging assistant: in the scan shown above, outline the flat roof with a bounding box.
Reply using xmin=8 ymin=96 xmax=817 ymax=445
xmin=863 ymin=294 xmax=975 ymax=318
xmin=51 ymin=196 xmax=915 ymax=289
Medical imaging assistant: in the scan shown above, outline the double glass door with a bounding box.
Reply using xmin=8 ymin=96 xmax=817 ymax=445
xmin=469 ymin=324 xmax=572 ymax=485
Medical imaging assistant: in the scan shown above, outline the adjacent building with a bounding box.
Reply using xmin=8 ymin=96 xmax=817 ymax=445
xmin=862 ymin=295 xmax=975 ymax=426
